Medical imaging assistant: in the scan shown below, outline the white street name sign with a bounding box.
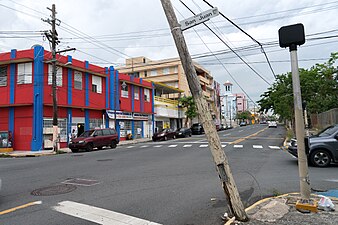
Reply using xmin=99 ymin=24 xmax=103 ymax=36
xmin=180 ymin=7 xmax=219 ymax=31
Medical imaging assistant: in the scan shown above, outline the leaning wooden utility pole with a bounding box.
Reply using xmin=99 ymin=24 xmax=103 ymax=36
xmin=160 ymin=0 xmax=248 ymax=221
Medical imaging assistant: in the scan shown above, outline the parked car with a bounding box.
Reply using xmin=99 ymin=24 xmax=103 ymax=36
xmin=219 ymin=124 xmax=227 ymax=131
xmin=152 ymin=128 xmax=176 ymax=141
xmin=239 ymin=121 xmax=247 ymax=126
xmin=268 ymin=121 xmax=277 ymax=128
xmin=175 ymin=127 xmax=192 ymax=138
xmin=288 ymin=124 xmax=338 ymax=167
xmin=69 ymin=128 xmax=119 ymax=152
xmin=191 ymin=123 xmax=204 ymax=135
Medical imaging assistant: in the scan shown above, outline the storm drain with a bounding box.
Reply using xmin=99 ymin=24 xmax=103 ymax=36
xmin=97 ymin=159 xmax=113 ymax=162
xmin=31 ymin=184 xmax=77 ymax=196
xmin=62 ymin=178 xmax=100 ymax=187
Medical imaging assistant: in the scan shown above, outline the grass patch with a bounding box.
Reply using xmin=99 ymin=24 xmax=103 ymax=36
xmin=286 ymin=129 xmax=294 ymax=142
xmin=56 ymin=150 xmax=67 ymax=154
xmin=271 ymin=188 xmax=282 ymax=197
xmin=0 ymin=154 xmax=11 ymax=158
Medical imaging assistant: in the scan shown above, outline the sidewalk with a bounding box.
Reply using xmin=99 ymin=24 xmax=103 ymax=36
xmin=0 ymin=138 xmax=152 ymax=157
xmin=226 ymin=193 xmax=338 ymax=225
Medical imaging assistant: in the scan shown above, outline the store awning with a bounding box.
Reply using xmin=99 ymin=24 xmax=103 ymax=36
xmin=153 ymin=82 xmax=184 ymax=95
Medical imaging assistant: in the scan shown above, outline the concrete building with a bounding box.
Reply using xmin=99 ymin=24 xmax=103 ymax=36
xmin=117 ymin=57 xmax=221 ymax=129
xmin=0 ymin=47 xmax=154 ymax=151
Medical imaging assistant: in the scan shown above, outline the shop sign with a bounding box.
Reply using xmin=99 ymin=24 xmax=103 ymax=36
xmin=133 ymin=113 xmax=149 ymax=120
xmin=106 ymin=110 xmax=133 ymax=120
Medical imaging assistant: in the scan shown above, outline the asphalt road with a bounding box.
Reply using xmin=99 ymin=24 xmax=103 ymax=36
xmin=1 ymin=124 xmax=337 ymax=225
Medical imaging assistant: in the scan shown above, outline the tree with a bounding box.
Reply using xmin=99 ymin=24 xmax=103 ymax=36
xmin=258 ymin=52 xmax=338 ymax=121
xmin=179 ymin=96 xmax=197 ymax=127
xmin=236 ymin=111 xmax=252 ymax=121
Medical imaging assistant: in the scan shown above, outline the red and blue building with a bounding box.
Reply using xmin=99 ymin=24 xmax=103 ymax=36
xmin=0 ymin=46 xmax=154 ymax=151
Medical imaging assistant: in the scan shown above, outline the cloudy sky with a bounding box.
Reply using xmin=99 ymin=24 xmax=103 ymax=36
xmin=1 ymin=0 xmax=337 ymax=104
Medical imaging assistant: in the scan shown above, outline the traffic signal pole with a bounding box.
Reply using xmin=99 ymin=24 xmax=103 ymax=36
xmin=160 ymin=0 xmax=248 ymax=221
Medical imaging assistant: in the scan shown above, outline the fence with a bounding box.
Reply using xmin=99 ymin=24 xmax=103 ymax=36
xmin=310 ymin=108 xmax=338 ymax=129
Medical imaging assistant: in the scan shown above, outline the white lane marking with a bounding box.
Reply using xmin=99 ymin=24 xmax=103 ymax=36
xmin=234 ymin=145 xmax=243 ymax=148
xmin=153 ymin=145 xmax=163 ymax=148
xmin=253 ymin=145 xmax=263 ymax=149
xmin=183 ymin=145 xmax=192 ymax=148
xmin=238 ymin=130 xmax=243 ymax=133
xmin=53 ymin=201 xmax=162 ymax=225
xmin=325 ymin=179 xmax=338 ymax=183
xmin=223 ymin=134 xmax=231 ymax=136
xmin=269 ymin=146 xmax=280 ymax=150
xmin=222 ymin=145 xmax=227 ymax=148
xmin=199 ymin=144 xmax=208 ymax=148
xmin=126 ymin=146 xmax=134 ymax=149
xmin=140 ymin=145 xmax=149 ymax=148
xmin=168 ymin=145 xmax=177 ymax=148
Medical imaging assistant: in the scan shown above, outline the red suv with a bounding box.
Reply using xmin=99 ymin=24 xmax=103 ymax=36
xmin=69 ymin=128 xmax=119 ymax=153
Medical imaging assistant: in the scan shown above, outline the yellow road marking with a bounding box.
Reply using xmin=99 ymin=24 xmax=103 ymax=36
xmin=229 ymin=127 xmax=268 ymax=145
xmin=0 ymin=201 xmax=42 ymax=215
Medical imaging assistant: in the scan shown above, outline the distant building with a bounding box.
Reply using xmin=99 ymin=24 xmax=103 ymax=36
xmin=234 ymin=93 xmax=247 ymax=113
xmin=117 ymin=57 xmax=221 ymax=128
xmin=0 ymin=46 xmax=153 ymax=151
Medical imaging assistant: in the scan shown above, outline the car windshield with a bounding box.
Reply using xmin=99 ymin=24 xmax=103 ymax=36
xmin=192 ymin=124 xmax=200 ymax=127
xmin=316 ymin=126 xmax=338 ymax=137
xmin=177 ymin=128 xmax=185 ymax=131
xmin=79 ymin=130 xmax=95 ymax=137
xmin=160 ymin=129 xmax=167 ymax=133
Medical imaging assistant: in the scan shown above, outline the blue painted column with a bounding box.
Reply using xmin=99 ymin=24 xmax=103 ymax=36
xmin=131 ymin=76 xmax=135 ymax=138
xmin=84 ymin=61 xmax=89 ymax=130
xmin=67 ymin=56 xmax=72 ymax=105
xmin=67 ymin=108 xmax=72 ymax=143
xmin=31 ymin=45 xmax=44 ymax=151
xmin=151 ymin=82 xmax=155 ymax=136
xmin=9 ymin=49 xmax=16 ymax=136
xmin=105 ymin=67 xmax=109 ymax=128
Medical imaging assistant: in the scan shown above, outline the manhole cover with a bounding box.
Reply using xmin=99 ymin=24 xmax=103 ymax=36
xmin=97 ymin=159 xmax=113 ymax=162
xmin=31 ymin=184 xmax=76 ymax=196
xmin=62 ymin=178 xmax=100 ymax=186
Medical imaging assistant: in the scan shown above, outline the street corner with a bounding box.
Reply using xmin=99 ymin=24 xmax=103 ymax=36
xmin=225 ymin=192 xmax=338 ymax=225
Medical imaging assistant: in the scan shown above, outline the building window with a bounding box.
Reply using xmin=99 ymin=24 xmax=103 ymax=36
xmin=0 ymin=66 xmax=7 ymax=86
xmin=74 ymin=71 xmax=82 ymax=90
xmin=144 ymin=71 xmax=147 ymax=77
xmin=173 ymin=66 xmax=178 ymax=73
xmin=121 ymin=81 xmax=128 ymax=98
xmin=17 ymin=62 xmax=32 ymax=84
xmin=134 ymin=86 xmax=139 ymax=100
xmin=48 ymin=64 xmax=62 ymax=86
xmin=163 ymin=67 xmax=169 ymax=75
xmin=92 ymin=75 xmax=102 ymax=93
xmin=89 ymin=118 xmax=103 ymax=129
xmin=150 ymin=69 xmax=157 ymax=76
xmin=144 ymin=88 xmax=150 ymax=102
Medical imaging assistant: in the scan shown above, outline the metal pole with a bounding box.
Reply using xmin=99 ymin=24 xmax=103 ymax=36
xmin=290 ymin=45 xmax=311 ymax=200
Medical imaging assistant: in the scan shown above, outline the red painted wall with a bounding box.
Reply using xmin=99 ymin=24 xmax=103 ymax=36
xmin=0 ymin=65 xmax=10 ymax=105
xmin=0 ymin=108 xmax=9 ymax=130
xmin=14 ymin=106 xmax=32 ymax=150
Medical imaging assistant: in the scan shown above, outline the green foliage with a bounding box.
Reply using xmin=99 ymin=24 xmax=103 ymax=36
xmin=236 ymin=111 xmax=252 ymax=120
xmin=179 ymin=96 xmax=197 ymax=125
xmin=258 ymin=52 xmax=338 ymax=120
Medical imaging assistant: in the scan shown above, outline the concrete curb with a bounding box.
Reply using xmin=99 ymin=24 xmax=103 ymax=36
xmin=0 ymin=138 xmax=153 ymax=158
xmin=224 ymin=192 xmax=338 ymax=225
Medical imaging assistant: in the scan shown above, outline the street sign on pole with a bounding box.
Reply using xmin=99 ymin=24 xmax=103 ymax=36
xmin=180 ymin=7 xmax=219 ymax=31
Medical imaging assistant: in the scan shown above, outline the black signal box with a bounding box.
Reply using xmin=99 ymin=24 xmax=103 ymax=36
xmin=278 ymin=23 xmax=305 ymax=48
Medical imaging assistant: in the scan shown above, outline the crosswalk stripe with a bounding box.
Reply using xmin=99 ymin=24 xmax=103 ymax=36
xmin=168 ymin=145 xmax=177 ymax=148
xmin=253 ymin=145 xmax=263 ymax=149
xmin=199 ymin=144 xmax=208 ymax=147
xmin=154 ymin=145 xmax=162 ymax=148
xmin=222 ymin=145 xmax=227 ymax=148
xmin=234 ymin=145 xmax=243 ymax=148
xmin=126 ymin=146 xmax=134 ymax=149
xmin=269 ymin=146 xmax=280 ymax=150
xmin=183 ymin=145 xmax=192 ymax=148
xmin=53 ymin=201 xmax=162 ymax=225
xmin=140 ymin=145 xmax=149 ymax=148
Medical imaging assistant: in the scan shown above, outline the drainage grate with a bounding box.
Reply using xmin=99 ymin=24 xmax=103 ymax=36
xmin=97 ymin=159 xmax=113 ymax=162
xmin=62 ymin=178 xmax=100 ymax=186
xmin=31 ymin=184 xmax=77 ymax=196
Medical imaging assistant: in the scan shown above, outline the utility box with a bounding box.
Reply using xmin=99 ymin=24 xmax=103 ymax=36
xmin=278 ymin=23 xmax=305 ymax=48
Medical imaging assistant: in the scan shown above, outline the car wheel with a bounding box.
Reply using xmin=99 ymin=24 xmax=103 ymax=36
xmin=173 ymin=135 xmax=176 ymax=139
xmin=310 ymin=149 xmax=332 ymax=167
xmin=189 ymin=133 xmax=192 ymax=137
xmin=111 ymin=141 xmax=117 ymax=149
xmin=97 ymin=146 xmax=103 ymax=150
xmin=86 ymin=143 xmax=93 ymax=152
xmin=71 ymin=149 xmax=79 ymax=153
xmin=164 ymin=136 xmax=168 ymax=141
